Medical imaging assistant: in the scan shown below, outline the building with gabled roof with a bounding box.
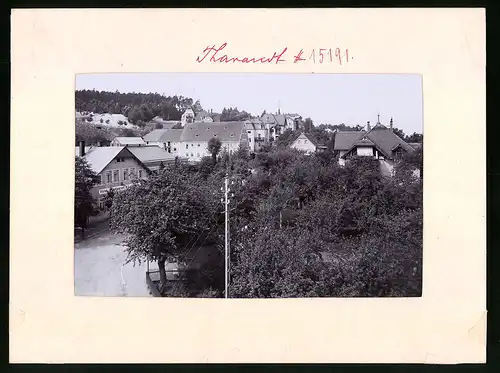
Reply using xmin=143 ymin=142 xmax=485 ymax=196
xmin=110 ymin=136 xmax=146 ymax=147
xmin=333 ymin=117 xmax=418 ymax=176
xmin=128 ymin=145 xmax=184 ymax=172
xmin=289 ymin=132 xmax=327 ymax=154
xmin=143 ymin=128 xmax=183 ymax=155
xmin=180 ymin=121 xmax=249 ymax=162
xmin=78 ymin=143 xmax=150 ymax=209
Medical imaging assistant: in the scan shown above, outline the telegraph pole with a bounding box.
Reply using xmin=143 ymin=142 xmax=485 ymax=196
xmin=224 ymin=174 xmax=230 ymax=299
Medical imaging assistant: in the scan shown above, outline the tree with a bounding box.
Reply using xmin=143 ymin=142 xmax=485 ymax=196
xmin=392 ymin=127 xmax=406 ymax=140
xmin=110 ymin=166 xmax=219 ymax=290
xmin=75 ymin=157 xmax=98 ymax=238
xmin=154 ymin=122 xmax=163 ymax=129
xmin=207 ymin=137 xmax=222 ymax=165
xmin=304 ymin=117 xmax=313 ymax=133
xmin=159 ymin=161 xmax=165 ymax=170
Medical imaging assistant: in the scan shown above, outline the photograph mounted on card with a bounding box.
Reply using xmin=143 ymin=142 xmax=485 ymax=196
xmin=10 ymin=8 xmax=485 ymax=364
xmin=74 ymin=73 xmax=423 ymax=299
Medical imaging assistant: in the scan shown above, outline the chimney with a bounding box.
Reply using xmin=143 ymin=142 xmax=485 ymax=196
xmin=390 ymin=117 xmax=394 ymax=131
xmin=79 ymin=141 xmax=85 ymax=157
xmin=366 ymin=121 xmax=371 ymax=131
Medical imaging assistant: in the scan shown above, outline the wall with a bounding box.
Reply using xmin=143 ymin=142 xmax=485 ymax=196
xmin=91 ymin=154 xmax=148 ymax=206
xmin=356 ymin=146 xmax=374 ymax=157
xmin=291 ymin=135 xmax=316 ymax=154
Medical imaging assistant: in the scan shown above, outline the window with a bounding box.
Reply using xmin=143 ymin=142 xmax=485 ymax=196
xmin=191 ymin=153 xmax=194 ymax=157
xmin=130 ymin=167 xmax=136 ymax=178
xmin=106 ymin=171 xmax=112 ymax=184
xmin=230 ymin=134 xmax=235 ymax=137
xmin=198 ymin=144 xmax=200 ymax=147
xmin=191 ymin=144 xmax=194 ymax=147
xmin=197 ymin=153 xmax=200 ymax=157
xmin=249 ymin=138 xmax=252 ymax=142
xmin=224 ymin=126 xmax=228 ymax=130
xmin=304 ymin=140 xmax=308 ymax=143
xmin=123 ymin=168 xmax=128 ymax=181
xmin=247 ymin=131 xmax=251 ymax=134
xmin=113 ymin=170 xmax=119 ymax=182
xmin=138 ymin=169 xmax=143 ymax=178
xmin=195 ymin=134 xmax=199 ymax=137
xmin=173 ymin=147 xmax=177 ymax=151
xmin=213 ymin=134 xmax=217 ymax=137
xmin=186 ymin=144 xmax=189 ymax=149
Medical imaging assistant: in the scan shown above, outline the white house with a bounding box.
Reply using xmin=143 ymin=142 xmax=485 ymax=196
xmin=289 ymin=132 xmax=327 ymax=154
xmin=110 ymin=137 xmax=146 ymax=147
xmin=194 ymin=110 xmax=214 ymax=123
xmin=181 ymin=108 xmax=195 ymax=126
xmin=143 ymin=129 xmax=183 ymax=156
xmin=78 ymin=143 xmax=150 ymax=209
xmin=244 ymin=118 xmax=269 ymax=153
xmin=179 ymin=121 xmax=249 ymax=162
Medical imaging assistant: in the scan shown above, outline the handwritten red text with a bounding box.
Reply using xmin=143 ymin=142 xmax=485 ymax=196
xmin=196 ymin=43 xmax=287 ymax=64
xmin=293 ymin=48 xmax=351 ymax=65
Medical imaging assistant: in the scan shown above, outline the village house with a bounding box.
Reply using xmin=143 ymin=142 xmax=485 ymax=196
xmin=180 ymin=121 xmax=249 ymax=162
xmin=181 ymin=108 xmax=195 ymax=126
xmin=289 ymin=132 xmax=327 ymax=154
xmin=194 ymin=110 xmax=214 ymax=122
xmin=334 ymin=117 xmax=418 ymax=176
xmin=110 ymin=136 xmax=146 ymax=147
xmin=127 ymin=146 xmax=181 ymax=173
xmin=260 ymin=110 xmax=305 ymax=142
xmin=244 ymin=117 xmax=269 ymax=153
xmin=142 ymin=128 xmax=183 ymax=156
xmin=77 ymin=142 xmax=150 ymax=209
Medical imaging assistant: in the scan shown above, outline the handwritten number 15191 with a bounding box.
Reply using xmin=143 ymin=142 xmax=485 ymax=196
xmin=293 ymin=48 xmax=350 ymax=65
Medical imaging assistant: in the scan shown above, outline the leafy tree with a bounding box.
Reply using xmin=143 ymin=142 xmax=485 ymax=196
xmin=154 ymin=122 xmax=163 ymax=129
xmin=110 ymin=165 xmax=220 ymax=290
xmin=75 ymin=157 xmax=98 ymax=238
xmin=207 ymin=137 xmax=222 ymax=165
xmin=304 ymin=117 xmax=313 ymax=133
xmin=406 ymin=132 xmax=423 ymax=143
xmin=392 ymin=127 xmax=406 ymax=140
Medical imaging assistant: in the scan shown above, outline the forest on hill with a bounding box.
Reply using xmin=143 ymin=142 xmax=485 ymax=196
xmin=75 ymin=89 xmax=253 ymax=127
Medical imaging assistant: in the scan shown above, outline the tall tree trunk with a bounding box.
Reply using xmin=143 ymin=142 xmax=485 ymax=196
xmin=158 ymin=257 xmax=167 ymax=289
xmin=212 ymin=153 xmax=216 ymax=165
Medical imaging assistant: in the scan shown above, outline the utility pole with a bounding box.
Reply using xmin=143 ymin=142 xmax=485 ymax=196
xmin=224 ymin=174 xmax=230 ymax=299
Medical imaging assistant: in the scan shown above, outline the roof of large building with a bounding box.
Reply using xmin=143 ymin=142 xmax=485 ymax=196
xmin=128 ymin=146 xmax=177 ymax=163
xmin=112 ymin=137 xmax=146 ymax=145
xmin=181 ymin=121 xmax=246 ymax=142
xmin=82 ymin=146 xmax=147 ymax=174
xmin=335 ymin=124 xmax=415 ymax=159
xmin=143 ymin=129 xmax=183 ymax=142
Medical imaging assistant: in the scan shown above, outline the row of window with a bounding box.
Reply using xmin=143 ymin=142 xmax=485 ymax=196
xmin=100 ymin=167 xmax=145 ymax=185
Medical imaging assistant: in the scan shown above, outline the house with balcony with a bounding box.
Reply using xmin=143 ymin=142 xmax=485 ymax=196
xmin=244 ymin=117 xmax=269 ymax=153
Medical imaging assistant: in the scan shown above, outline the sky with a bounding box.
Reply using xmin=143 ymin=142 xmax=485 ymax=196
xmin=76 ymin=73 xmax=423 ymax=134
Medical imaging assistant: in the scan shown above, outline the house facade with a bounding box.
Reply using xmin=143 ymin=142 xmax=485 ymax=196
xmin=194 ymin=110 xmax=214 ymax=122
xmin=110 ymin=137 xmax=146 ymax=147
xmin=289 ymin=132 xmax=327 ymax=154
xmin=333 ymin=118 xmax=417 ymax=177
xmin=79 ymin=145 xmax=150 ymax=209
xmin=181 ymin=108 xmax=195 ymax=126
xmin=244 ymin=118 xmax=269 ymax=153
xmin=143 ymin=128 xmax=183 ymax=156
xmin=180 ymin=121 xmax=250 ymax=162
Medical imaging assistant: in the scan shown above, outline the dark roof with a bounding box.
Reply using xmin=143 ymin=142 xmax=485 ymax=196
xmin=338 ymin=124 xmax=415 ymax=159
xmin=180 ymin=121 xmax=245 ymax=142
xmin=334 ymin=131 xmax=366 ymax=150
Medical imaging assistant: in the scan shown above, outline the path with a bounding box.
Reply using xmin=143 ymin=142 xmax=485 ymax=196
xmin=74 ymin=231 xmax=154 ymax=297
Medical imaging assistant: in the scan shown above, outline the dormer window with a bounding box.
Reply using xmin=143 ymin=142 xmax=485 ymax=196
xmin=224 ymin=126 xmax=228 ymax=130
xmin=213 ymin=134 xmax=218 ymax=137
xmin=230 ymin=134 xmax=235 ymax=137
xmin=195 ymin=134 xmax=199 ymax=137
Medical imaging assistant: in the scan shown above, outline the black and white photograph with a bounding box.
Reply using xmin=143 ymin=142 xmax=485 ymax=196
xmin=74 ymin=73 xmax=423 ymax=298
